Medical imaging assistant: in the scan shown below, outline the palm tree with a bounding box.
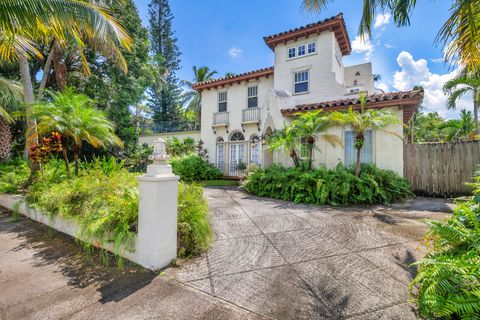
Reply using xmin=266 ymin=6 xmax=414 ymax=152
xmin=0 ymin=77 xmax=22 ymax=161
xmin=302 ymin=0 xmax=480 ymax=70
xmin=268 ymin=127 xmax=302 ymax=168
xmin=440 ymin=110 xmax=476 ymax=142
xmin=290 ymin=110 xmax=342 ymax=170
xmin=181 ymin=66 xmax=218 ymax=130
xmin=31 ymin=88 xmax=123 ymax=176
xmin=330 ymin=93 xmax=402 ymax=176
xmin=0 ymin=0 xmax=131 ymax=172
xmin=443 ymin=69 xmax=480 ymax=134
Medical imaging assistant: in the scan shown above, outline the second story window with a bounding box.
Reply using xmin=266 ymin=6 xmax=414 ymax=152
xmin=298 ymin=44 xmax=306 ymax=56
xmin=247 ymin=86 xmax=258 ymax=108
xmin=288 ymin=48 xmax=296 ymax=58
xmin=308 ymin=42 xmax=316 ymax=54
xmin=218 ymin=91 xmax=227 ymax=112
xmin=294 ymin=70 xmax=309 ymax=94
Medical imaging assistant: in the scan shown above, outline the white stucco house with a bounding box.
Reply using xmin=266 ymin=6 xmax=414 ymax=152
xmin=147 ymin=14 xmax=423 ymax=177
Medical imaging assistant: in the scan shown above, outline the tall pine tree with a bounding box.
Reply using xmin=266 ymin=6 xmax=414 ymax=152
xmin=148 ymin=0 xmax=182 ymax=124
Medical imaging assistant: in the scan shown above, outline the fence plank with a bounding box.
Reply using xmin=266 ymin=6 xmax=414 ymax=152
xmin=404 ymin=141 xmax=480 ymax=197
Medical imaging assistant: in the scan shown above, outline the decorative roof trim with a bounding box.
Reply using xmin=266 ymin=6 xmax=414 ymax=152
xmin=192 ymin=67 xmax=274 ymax=91
xmin=281 ymin=90 xmax=424 ymax=124
xmin=263 ymin=13 xmax=351 ymax=55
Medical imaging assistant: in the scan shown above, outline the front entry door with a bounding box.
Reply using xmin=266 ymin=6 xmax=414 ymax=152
xmin=229 ymin=143 xmax=245 ymax=176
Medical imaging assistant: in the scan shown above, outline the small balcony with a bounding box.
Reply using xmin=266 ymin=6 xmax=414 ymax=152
xmin=213 ymin=111 xmax=229 ymax=126
xmin=242 ymin=107 xmax=261 ymax=124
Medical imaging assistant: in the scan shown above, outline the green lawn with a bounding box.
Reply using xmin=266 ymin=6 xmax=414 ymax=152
xmin=200 ymin=179 xmax=239 ymax=187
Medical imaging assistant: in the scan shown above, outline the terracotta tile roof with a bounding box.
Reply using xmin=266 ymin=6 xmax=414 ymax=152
xmin=281 ymin=90 xmax=424 ymax=124
xmin=192 ymin=67 xmax=274 ymax=91
xmin=263 ymin=13 xmax=351 ymax=55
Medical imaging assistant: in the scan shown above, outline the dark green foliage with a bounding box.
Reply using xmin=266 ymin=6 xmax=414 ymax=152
xmin=177 ymin=183 xmax=213 ymax=257
xmin=170 ymin=155 xmax=222 ymax=182
xmin=411 ymin=177 xmax=480 ymax=319
xmin=0 ymin=159 xmax=29 ymax=193
xmin=148 ymin=0 xmax=182 ymax=123
xmin=122 ymin=143 xmax=153 ymax=173
xmin=242 ymin=164 xmax=412 ymax=206
xmin=71 ymin=0 xmax=155 ymax=151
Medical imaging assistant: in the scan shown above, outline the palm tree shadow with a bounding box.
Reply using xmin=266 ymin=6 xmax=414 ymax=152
xmin=0 ymin=208 xmax=156 ymax=304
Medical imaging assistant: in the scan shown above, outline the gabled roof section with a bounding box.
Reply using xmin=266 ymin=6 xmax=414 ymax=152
xmin=281 ymin=90 xmax=424 ymax=124
xmin=263 ymin=13 xmax=351 ymax=55
xmin=192 ymin=67 xmax=274 ymax=91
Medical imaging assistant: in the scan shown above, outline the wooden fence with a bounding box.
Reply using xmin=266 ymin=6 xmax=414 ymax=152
xmin=404 ymin=141 xmax=480 ymax=197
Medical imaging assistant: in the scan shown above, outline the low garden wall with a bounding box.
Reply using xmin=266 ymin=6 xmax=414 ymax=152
xmin=0 ymin=193 xmax=138 ymax=262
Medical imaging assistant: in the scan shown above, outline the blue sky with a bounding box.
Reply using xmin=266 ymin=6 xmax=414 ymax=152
xmin=134 ymin=0 xmax=469 ymax=118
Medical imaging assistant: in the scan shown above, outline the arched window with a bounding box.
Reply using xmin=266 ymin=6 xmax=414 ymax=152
xmin=230 ymin=132 xmax=245 ymax=141
xmin=216 ymin=137 xmax=225 ymax=172
xmin=250 ymin=135 xmax=260 ymax=165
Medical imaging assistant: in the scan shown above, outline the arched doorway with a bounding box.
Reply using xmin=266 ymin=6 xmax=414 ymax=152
xmin=229 ymin=131 xmax=245 ymax=176
xmin=216 ymin=137 xmax=225 ymax=173
xmin=263 ymin=127 xmax=273 ymax=167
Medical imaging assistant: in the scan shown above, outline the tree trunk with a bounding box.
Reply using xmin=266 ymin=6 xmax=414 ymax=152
xmin=355 ymin=147 xmax=362 ymax=176
xmin=290 ymin=149 xmax=300 ymax=168
xmin=19 ymin=53 xmax=40 ymax=174
xmin=37 ymin=45 xmax=56 ymax=99
xmin=306 ymin=139 xmax=314 ymax=170
xmin=62 ymin=144 xmax=71 ymax=177
xmin=73 ymin=144 xmax=80 ymax=175
xmin=354 ymin=133 xmax=364 ymax=176
xmin=474 ymin=88 xmax=479 ymax=134
xmin=53 ymin=41 xmax=67 ymax=92
xmin=0 ymin=118 xmax=12 ymax=162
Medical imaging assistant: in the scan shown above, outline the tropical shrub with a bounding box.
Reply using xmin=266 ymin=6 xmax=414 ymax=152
xmin=170 ymin=154 xmax=222 ymax=182
xmin=177 ymin=182 xmax=213 ymax=257
xmin=242 ymin=163 xmax=412 ymax=205
xmin=411 ymin=178 xmax=480 ymax=319
xmin=26 ymin=158 xmax=139 ymax=253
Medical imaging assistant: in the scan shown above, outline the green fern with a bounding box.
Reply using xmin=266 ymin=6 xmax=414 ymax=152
xmin=411 ymin=177 xmax=480 ymax=319
xmin=242 ymin=163 xmax=412 ymax=206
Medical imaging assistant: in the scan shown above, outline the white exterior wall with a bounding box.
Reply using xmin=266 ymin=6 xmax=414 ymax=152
xmin=344 ymin=63 xmax=374 ymax=94
xmin=200 ymin=77 xmax=275 ymax=165
xmin=308 ymin=107 xmax=404 ymax=176
xmin=273 ymin=32 xmax=346 ymax=106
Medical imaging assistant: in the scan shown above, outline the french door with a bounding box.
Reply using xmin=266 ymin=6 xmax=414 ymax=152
xmin=229 ymin=143 xmax=245 ymax=176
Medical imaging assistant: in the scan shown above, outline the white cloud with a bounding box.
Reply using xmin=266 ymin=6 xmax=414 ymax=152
xmin=392 ymin=51 xmax=471 ymax=118
xmin=228 ymin=46 xmax=243 ymax=58
xmin=384 ymin=43 xmax=395 ymax=49
xmin=430 ymin=57 xmax=445 ymax=64
xmin=374 ymin=13 xmax=391 ymax=29
xmin=351 ymin=35 xmax=373 ymax=60
xmin=376 ymin=82 xmax=389 ymax=92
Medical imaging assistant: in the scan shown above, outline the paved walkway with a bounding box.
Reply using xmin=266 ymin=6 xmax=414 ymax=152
xmin=0 ymin=188 xmax=451 ymax=320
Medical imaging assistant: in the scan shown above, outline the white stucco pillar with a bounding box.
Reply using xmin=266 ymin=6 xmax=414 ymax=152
xmin=135 ymin=138 xmax=179 ymax=271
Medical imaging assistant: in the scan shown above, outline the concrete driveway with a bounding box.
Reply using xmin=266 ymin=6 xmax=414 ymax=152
xmin=167 ymin=187 xmax=452 ymax=319
xmin=0 ymin=188 xmax=451 ymax=320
